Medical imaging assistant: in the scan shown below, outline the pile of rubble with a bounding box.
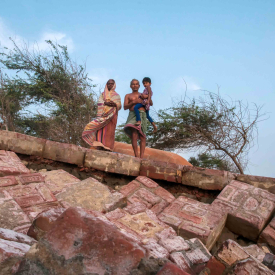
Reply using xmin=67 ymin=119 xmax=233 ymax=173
xmin=1 ymin=131 xmax=275 ymax=274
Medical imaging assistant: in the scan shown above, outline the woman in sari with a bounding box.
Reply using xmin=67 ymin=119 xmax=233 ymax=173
xmin=82 ymin=79 xmax=121 ymax=151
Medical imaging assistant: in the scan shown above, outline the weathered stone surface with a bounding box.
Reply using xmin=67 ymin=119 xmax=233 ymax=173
xmin=236 ymin=173 xmax=275 ymax=194
xmin=158 ymin=196 xmax=226 ymax=250
xmin=259 ymin=217 xmax=275 ymax=253
xmin=169 ymin=238 xmax=211 ymax=274
xmin=17 ymin=207 xmax=145 ymax=275
xmin=212 ymin=180 xmax=275 ymax=241
xmin=157 ymin=262 xmax=191 ymax=275
xmin=0 ymin=151 xmax=30 ymax=176
xmin=120 ymin=176 xmax=175 ymax=215
xmin=85 ymin=149 xmax=141 ymax=176
xmin=40 ymin=169 xmax=80 ymax=195
xmin=140 ymin=159 xmax=183 ymax=183
xmin=182 ymin=166 xmax=234 ymax=190
xmin=0 ymin=198 xmax=31 ymax=233
xmin=43 ymin=140 xmax=87 ymax=166
xmin=216 ymin=239 xmax=249 ymax=266
xmin=27 ymin=208 xmax=66 ymax=240
xmin=0 ymin=228 xmax=36 ymax=246
xmin=106 ymin=208 xmax=170 ymax=242
xmin=56 ymin=177 xmax=126 ymax=213
xmin=0 ymin=239 xmax=30 ymax=275
xmin=244 ymin=244 xmax=266 ymax=262
xmin=227 ymin=258 xmax=275 ymax=274
xmin=203 ymin=256 xmax=226 ymax=275
xmin=5 ymin=183 xmax=56 ymax=210
xmin=0 ymin=130 xmax=45 ymax=156
xmin=0 ymin=176 xmax=18 ymax=187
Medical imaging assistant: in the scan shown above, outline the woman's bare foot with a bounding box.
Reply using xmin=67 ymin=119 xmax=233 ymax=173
xmin=152 ymin=122 xmax=157 ymax=133
xmin=135 ymin=121 xmax=141 ymax=126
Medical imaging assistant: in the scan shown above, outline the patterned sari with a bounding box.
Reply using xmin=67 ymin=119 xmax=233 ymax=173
xmin=82 ymin=82 xmax=121 ymax=150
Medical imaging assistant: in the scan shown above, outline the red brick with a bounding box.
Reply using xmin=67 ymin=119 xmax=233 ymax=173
xmin=205 ymin=257 xmax=226 ymax=275
xmin=155 ymin=186 xmax=175 ymax=203
xmin=159 ymin=235 xmax=190 ymax=253
xmin=136 ymin=176 xmax=159 ymax=188
xmin=142 ymin=239 xmax=169 ymax=258
xmin=36 ymin=184 xmax=56 ymax=202
xmin=212 ymin=180 xmax=275 ymax=241
xmin=119 ymin=180 xmax=140 ymax=196
xmin=157 ymin=262 xmax=192 ymax=275
xmin=0 ymin=176 xmax=18 ymax=187
xmin=6 ymin=185 xmax=36 ymax=197
xmin=19 ymin=173 xmax=44 ymax=184
xmin=135 ymin=188 xmax=161 ymax=205
xmin=258 ymin=222 xmax=275 ymax=253
xmin=15 ymin=194 xmax=44 ymax=208
xmin=159 ymin=197 xmax=226 ymax=250
xmin=128 ymin=193 xmax=152 ymax=207
xmin=24 ymin=201 xmax=61 ymax=221
xmin=170 ymin=252 xmax=194 ymax=274
xmin=105 ymin=208 xmax=127 ymax=221
xmin=19 ymin=207 xmax=146 ymax=274
xmin=124 ymin=202 xmax=147 ymax=215
xmin=151 ymin=200 xmax=169 ymax=215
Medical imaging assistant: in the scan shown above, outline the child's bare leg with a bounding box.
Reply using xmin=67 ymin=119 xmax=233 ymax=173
xmin=152 ymin=122 xmax=157 ymax=133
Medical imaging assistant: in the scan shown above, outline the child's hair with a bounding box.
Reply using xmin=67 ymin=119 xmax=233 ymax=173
xmin=142 ymin=77 xmax=151 ymax=83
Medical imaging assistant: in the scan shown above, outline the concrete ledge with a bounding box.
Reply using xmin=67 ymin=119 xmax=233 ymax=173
xmin=84 ymin=149 xmax=141 ymax=176
xmin=182 ymin=166 xmax=235 ymax=190
xmin=43 ymin=140 xmax=87 ymax=166
xmin=0 ymin=131 xmax=45 ymax=156
xmin=140 ymin=159 xmax=183 ymax=183
xmin=236 ymin=174 xmax=275 ymax=194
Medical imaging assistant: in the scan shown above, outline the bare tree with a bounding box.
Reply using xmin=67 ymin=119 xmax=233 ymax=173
xmin=149 ymin=91 xmax=267 ymax=174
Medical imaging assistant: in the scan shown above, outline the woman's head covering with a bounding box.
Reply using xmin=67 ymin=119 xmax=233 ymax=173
xmin=104 ymin=79 xmax=116 ymax=101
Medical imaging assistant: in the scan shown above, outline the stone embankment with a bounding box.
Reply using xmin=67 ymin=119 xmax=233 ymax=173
xmin=0 ymin=130 xmax=275 ymax=274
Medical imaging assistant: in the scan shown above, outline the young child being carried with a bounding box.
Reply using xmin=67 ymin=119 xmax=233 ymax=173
xmin=134 ymin=77 xmax=157 ymax=133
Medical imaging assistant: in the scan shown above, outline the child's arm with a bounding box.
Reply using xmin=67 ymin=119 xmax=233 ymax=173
xmin=140 ymin=93 xmax=149 ymax=99
xmin=147 ymin=86 xmax=152 ymax=103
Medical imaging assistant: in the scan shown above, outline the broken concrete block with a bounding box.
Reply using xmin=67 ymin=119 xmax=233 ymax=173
xmin=40 ymin=169 xmax=80 ymax=195
xmin=43 ymin=140 xmax=87 ymax=166
xmin=120 ymin=176 xmax=175 ymax=215
xmin=0 ymin=151 xmax=30 ymax=176
xmin=84 ymin=149 xmax=141 ymax=176
xmin=0 ymin=130 xmax=46 ymax=156
xmin=140 ymin=159 xmax=183 ymax=183
xmin=56 ymin=177 xmax=126 ymax=213
xmin=212 ymin=180 xmax=275 ymax=241
xmin=158 ymin=196 xmax=226 ymax=250
xmin=17 ymin=207 xmax=145 ymax=275
xmin=182 ymin=166 xmax=234 ymax=190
